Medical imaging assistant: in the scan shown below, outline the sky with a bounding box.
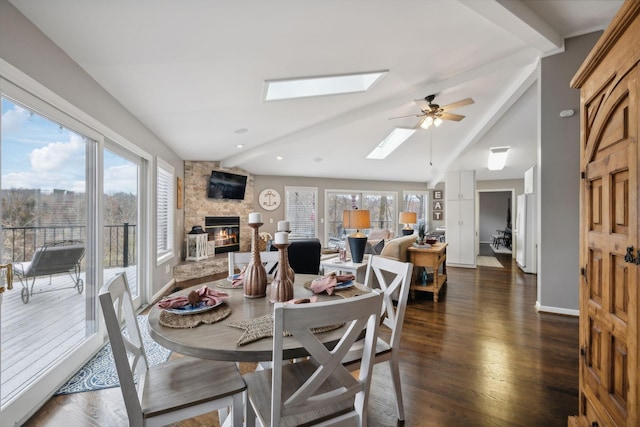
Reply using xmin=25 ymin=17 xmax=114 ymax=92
xmin=1 ymin=98 xmax=137 ymax=195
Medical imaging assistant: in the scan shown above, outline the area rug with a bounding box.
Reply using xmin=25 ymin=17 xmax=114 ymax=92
xmin=476 ymin=256 xmax=503 ymax=268
xmin=490 ymin=245 xmax=512 ymax=255
xmin=55 ymin=315 xmax=171 ymax=395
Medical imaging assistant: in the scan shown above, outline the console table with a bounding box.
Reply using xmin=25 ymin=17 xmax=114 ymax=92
xmin=407 ymin=243 xmax=447 ymax=302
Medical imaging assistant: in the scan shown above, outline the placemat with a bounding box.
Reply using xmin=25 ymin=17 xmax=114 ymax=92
xmin=303 ymin=280 xmax=369 ymax=299
xmin=214 ymin=277 xmax=243 ymax=290
xmin=226 ymin=314 xmax=343 ymax=346
xmin=159 ymin=303 xmax=232 ymax=328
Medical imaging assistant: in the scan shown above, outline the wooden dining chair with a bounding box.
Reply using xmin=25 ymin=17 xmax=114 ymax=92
xmin=99 ymin=272 xmax=246 ymax=427
xmin=243 ymin=290 xmax=383 ymax=427
xmin=342 ymin=255 xmax=413 ymax=422
xmin=228 ymin=251 xmax=279 ymax=277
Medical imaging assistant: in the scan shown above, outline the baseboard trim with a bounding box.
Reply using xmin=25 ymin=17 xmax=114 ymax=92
xmin=536 ymin=301 xmax=579 ymax=316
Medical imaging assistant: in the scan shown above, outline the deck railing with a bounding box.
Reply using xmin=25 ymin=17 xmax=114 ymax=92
xmin=2 ymin=223 xmax=137 ymax=267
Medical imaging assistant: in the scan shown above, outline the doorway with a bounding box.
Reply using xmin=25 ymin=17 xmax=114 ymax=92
xmin=476 ymin=189 xmax=515 ymax=258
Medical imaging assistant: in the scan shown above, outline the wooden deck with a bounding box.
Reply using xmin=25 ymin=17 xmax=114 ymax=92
xmin=1 ymin=266 xmax=137 ymax=404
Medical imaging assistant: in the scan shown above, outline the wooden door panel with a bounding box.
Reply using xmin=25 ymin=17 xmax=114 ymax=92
xmin=612 ymin=254 xmax=630 ymax=323
xmin=588 ymin=248 xmax=603 ymax=305
xmin=612 ymin=170 xmax=629 ymax=235
xmin=589 ymin=178 xmax=603 ymax=232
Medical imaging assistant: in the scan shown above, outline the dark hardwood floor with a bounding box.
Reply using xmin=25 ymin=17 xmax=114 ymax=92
xmin=25 ymin=244 xmax=579 ymax=426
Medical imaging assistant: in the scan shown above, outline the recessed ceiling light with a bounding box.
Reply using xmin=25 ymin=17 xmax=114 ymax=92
xmin=366 ymin=128 xmax=416 ymax=160
xmin=264 ymin=70 xmax=388 ymax=101
xmin=236 ymin=144 xmax=244 ymax=149
xmin=234 ymin=128 xmax=248 ymax=134
xmin=314 ymin=157 xmax=323 ymax=162
xmin=276 ymin=156 xmax=284 ymax=160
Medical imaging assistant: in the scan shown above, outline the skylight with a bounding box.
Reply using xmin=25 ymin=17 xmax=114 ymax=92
xmin=488 ymin=146 xmax=510 ymax=170
xmin=264 ymin=71 xmax=388 ymax=101
xmin=366 ymin=128 xmax=416 ymax=160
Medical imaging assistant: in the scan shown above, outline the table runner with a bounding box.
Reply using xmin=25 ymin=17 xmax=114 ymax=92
xmin=226 ymin=313 xmax=343 ymax=346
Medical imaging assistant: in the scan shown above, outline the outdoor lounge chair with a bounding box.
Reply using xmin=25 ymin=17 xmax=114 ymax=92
xmin=12 ymin=240 xmax=85 ymax=304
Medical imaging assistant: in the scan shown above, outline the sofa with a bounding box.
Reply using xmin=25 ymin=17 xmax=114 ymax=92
xmin=378 ymin=234 xmax=417 ymax=262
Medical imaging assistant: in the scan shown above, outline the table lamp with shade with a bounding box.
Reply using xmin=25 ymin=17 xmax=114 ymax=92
xmin=343 ymin=209 xmax=370 ymax=263
xmin=399 ymin=211 xmax=417 ymax=236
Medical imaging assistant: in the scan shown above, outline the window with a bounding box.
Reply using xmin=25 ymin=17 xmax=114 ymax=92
xmin=325 ymin=190 xmax=397 ymax=243
xmin=402 ymin=191 xmax=429 ymax=230
xmin=156 ymin=158 xmax=174 ymax=264
xmin=284 ymin=186 xmax=317 ymax=238
xmin=362 ymin=192 xmax=396 ymax=231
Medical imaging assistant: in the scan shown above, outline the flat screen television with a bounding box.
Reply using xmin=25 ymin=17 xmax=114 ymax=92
xmin=207 ymin=170 xmax=247 ymax=200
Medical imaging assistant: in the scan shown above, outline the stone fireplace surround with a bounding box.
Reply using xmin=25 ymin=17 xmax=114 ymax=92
xmin=175 ymin=161 xmax=255 ymax=285
xmin=183 ymin=161 xmax=254 ymax=256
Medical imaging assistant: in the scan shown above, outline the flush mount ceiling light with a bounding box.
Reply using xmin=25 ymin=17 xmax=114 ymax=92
xmin=488 ymin=146 xmax=510 ymax=171
xmin=366 ymin=128 xmax=416 ymax=160
xmin=264 ymin=70 xmax=388 ymax=101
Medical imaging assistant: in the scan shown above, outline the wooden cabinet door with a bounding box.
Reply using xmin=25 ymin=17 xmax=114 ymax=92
xmin=580 ymin=65 xmax=638 ymax=426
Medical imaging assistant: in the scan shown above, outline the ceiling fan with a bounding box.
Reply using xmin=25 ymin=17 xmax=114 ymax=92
xmin=390 ymin=94 xmax=474 ymax=129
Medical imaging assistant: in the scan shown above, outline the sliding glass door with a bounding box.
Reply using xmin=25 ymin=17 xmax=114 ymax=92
xmin=0 ymin=82 xmax=102 ymax=424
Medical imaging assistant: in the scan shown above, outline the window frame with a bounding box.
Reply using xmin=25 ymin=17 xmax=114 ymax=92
xmin=402 ymin=190 xmax=430 ymax=231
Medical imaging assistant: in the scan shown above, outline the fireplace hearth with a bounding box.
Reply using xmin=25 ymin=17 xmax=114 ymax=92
xmin=205 ymin=216 xmax=240 ymax=253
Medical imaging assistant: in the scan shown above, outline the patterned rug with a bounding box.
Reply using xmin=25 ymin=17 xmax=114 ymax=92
xmin=476 ymin=256 xmax=503 ymax=268
xmin=55 ymin=315 xmax=171 ymax=395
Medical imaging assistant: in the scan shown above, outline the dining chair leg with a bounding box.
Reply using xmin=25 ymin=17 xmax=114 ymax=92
xmin=231 ymin=393 xmax=244 ymax=426
xmin=245 ymin=399 xmax=257 ymax=427
xmin=389 ymin=358 xmax=405 ymax=421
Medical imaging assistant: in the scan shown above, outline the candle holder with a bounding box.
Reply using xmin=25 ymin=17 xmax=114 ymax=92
xmin=244 ymin=222 xmax=267 ymax=298
xmin=270 ymin=241 xmax=294 ymax=303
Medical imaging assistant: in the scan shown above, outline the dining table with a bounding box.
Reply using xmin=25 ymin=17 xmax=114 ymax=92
xmin=147 ymin=273 xmax=369 ymax=363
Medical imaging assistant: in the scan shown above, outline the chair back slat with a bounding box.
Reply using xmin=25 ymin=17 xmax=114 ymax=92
xmin=228 ymin=251 xmax=279 ymax=277
xmin=363 ymin=256 xmax=413 ymax=347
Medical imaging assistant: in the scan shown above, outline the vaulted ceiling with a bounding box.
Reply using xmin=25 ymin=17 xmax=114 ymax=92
xmin=9 ymin=0 xmax=623 ymax=186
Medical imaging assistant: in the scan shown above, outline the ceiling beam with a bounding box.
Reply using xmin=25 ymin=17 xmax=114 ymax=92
xmin=458 ymin=0 xmax=564 ymax=54
xmin=428 ymin=60 xmax=539 ymax=187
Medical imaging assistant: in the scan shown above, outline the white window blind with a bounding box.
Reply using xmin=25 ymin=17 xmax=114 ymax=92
xmin=157 ymin=159 xmax=174 ymax=263
xmin=285 ymin=186 xmax=317 ymax=238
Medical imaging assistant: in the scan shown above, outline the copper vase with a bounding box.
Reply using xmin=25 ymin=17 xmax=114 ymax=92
xmin=244 ymin=222 xmax=267 ymax=298
xmin=270 ymin=242 xmax=294 ymax=303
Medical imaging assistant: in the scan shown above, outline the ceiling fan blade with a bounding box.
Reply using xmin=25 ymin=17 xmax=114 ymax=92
xmin=440 ymin=112 xmax=466 ymax=121
xmin=388 ymin=113 xmax=424 ymax=120
xmin=440 ymin=98 xmax=474 ymax=112
xmin=413 ymin=99 xmax=432 ymax=112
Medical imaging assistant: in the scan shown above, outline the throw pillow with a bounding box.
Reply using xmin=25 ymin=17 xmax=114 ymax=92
xmin=364 ymin=239 xmax=385 ymax=255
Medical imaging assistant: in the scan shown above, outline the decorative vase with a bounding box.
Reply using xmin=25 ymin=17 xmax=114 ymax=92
xmin=270 ymin=242 xmax=294 ymax=303
xmin=244 ymin=222 xmax=267 ymax=298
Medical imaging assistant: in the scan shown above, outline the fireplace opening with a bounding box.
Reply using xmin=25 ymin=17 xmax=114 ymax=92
xmin=205 ymin=216 xmax=240 ymax=254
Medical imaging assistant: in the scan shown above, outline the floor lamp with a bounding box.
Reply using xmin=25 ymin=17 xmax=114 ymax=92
xmin=344 ymin=209 xmax=370 ymax=263
xmin=399 ymin=211 xmax=417 ymax=236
